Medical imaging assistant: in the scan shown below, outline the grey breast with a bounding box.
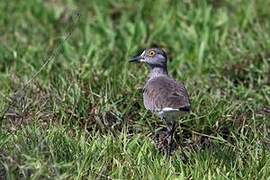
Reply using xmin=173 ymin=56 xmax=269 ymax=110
xmin=143 ymin=75 xmax=190 ymax=117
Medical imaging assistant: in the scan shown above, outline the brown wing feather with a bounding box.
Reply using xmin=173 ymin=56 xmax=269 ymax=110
xmin=143 ymin=75 xmax=190 ymax=112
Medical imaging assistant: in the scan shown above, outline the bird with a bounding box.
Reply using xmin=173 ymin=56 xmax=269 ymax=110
xmin=130 ymin=47 xmax=191 ymax=154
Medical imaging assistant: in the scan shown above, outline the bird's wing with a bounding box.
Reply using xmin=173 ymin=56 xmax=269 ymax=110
xmin=143 ymin=76 xmax=190 ymax=112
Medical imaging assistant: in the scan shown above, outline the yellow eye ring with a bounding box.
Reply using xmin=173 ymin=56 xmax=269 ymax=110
xmin=147 ymin=50 xmax=156 ymax=57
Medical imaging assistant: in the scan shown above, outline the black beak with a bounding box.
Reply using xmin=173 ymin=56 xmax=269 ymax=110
xmin=129 ymin=56 xmax=143 ymax=63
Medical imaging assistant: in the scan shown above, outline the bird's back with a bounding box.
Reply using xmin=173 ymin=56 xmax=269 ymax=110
xmin=143 ymin=75 xmax=190 ymax=121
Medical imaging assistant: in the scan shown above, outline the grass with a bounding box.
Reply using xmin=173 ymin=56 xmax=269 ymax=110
xmin=0 ymin=0 xmax=270 ymax=179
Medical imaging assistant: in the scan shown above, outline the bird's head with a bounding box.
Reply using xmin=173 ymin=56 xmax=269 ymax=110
xmin=130 ymin=48 xmax=168 ymax=68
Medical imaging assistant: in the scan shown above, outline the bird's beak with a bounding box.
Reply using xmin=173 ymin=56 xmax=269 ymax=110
xmin=129 ymin=55 xmax=144 ymax=63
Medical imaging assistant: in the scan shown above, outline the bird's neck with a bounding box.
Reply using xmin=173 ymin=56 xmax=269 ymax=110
xmin=149 ymin=65 xmax=168 ymax=79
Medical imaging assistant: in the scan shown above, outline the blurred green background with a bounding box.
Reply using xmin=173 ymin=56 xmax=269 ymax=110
xmin=0 ymin=0 xmax=270 ymax=179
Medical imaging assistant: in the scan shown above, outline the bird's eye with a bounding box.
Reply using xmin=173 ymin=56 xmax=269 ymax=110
xmin=147 ymin=50 xmax=156 ymax=57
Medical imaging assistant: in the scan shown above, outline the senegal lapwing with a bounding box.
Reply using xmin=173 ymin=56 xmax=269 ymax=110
xmin=130 ymin=47 xmax=191 ymax=154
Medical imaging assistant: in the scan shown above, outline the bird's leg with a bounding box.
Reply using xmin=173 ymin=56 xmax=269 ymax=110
xmin=168 ymin=121 xmax=176 ymax=155
xmin=163 ymin=121 xmax=176 ymax=155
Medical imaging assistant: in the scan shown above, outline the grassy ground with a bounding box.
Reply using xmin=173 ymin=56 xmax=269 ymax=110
xmin=1 ymin=0 xmax=270 ymax=179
